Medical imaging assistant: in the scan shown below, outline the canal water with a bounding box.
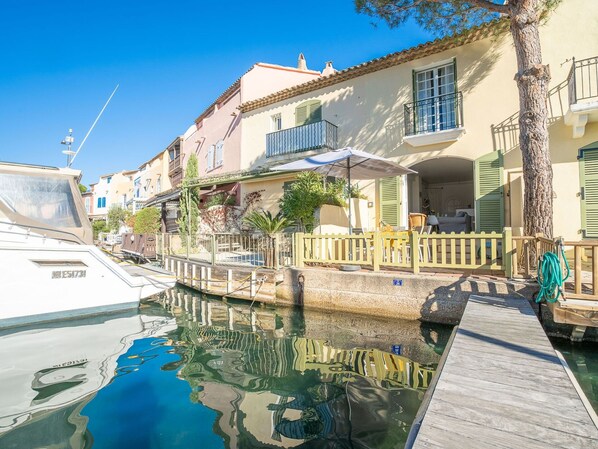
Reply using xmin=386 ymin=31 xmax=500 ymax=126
xmin=551 ymin=338 xmax=598 ymax=414
xmin=0 ymin=286 xmax=452 ymax=449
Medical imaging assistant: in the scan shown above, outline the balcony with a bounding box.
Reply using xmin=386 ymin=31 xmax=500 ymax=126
xmin=169 ymin=155 xmax=183 ymax=186
xmin=565 ymin=57 xmax=598 ymax=138
xmin=403 ymin=91 xmax=465 ymax=147
xmin=266 ymin=120 xmax=338 ymax=158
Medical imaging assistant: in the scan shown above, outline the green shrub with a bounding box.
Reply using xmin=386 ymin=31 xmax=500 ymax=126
xmin=92 ymin=220 xmax=108 ymax=239
xmin=133 ymin=207 xmax=161 ymax=234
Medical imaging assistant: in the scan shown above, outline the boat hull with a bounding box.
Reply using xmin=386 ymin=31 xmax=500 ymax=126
xmin=0 ymin=244 xmax=175 ymax=328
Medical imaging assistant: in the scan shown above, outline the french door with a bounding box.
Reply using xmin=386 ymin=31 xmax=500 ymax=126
xmin=415 ymin=62 xmax=456 ymax=133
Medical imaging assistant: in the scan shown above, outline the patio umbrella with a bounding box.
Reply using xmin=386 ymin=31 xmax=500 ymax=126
xmin=271 ymin=147 xmax=416 ymax=234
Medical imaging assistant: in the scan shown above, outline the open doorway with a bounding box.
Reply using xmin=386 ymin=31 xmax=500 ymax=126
xmin=407 ymin=157 xmax=474 ymax=232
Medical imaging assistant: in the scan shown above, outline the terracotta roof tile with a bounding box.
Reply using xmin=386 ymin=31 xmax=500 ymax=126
xmin=239 ymin=19 xmax=508 ymax=113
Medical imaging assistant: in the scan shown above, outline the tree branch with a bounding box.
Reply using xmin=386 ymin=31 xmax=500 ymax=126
xmin=467 ymin=0 xmax=509 ymax=14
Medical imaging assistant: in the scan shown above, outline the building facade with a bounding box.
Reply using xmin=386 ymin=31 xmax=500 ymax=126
xmin=88 ymin=170 xmax=136 ymax=221
xmin=237 ymin=0 xmax=598 ymax=241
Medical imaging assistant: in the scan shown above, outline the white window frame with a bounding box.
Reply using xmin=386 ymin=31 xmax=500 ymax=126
xmin=271 ymin=113 xmax=282 ymax=132
xmin=414 ymin=61 xmax=456 ymax=133
xmin=207 ymin=145 xmax=215 ymax=171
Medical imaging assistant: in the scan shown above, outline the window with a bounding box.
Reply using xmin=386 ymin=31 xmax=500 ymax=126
xmin=295 ymin=100 xmax=322 ymax=126
xmin=215 ymin=140 xmax=224 ymax=167
xmin=106 ymin=176 xmax=112 ymax=184
xmin=97 ymin=197 xmax=101 ymax=208
xmin=0 ymin=173 xmax=82 ymax=228
xmin=101 ymin=197 xmax=106 ymax=208
xmin=271 ymin=113 xmax=282 ymax=131
xmin=207 ymin=145 xmax=214 ymax=171
xmin=84 ymin=197 xmax=90 ymax=213
xmin=134 ymin=177 xmax=141 ymax=198
xmin=156 ymin=175 xmax=162 ymax=194
xmin=414 ymin=61 xmax=457 ymax=133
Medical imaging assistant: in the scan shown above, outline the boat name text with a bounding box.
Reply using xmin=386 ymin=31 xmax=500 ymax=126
xmin=52 ymin=270 xmax=87 ymax=279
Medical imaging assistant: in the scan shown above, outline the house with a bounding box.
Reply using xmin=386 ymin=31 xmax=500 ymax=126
xmin=236 ymin=0 xmax=598 ymax=241
xmin=148 ymin=57 xmax=323 ymax=232
xmin=128 ymin=149 xmax=171 ymax=213
xmin=88 ymin=170 xmax=136 ymax=221
xmin=81 ymin=190 xmax=94 ymax=217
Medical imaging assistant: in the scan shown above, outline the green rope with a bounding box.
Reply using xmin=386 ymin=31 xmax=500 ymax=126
xmin=536 ymin=244 xmax=570 ymax=303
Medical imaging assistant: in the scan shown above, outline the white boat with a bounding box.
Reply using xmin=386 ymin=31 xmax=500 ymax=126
xmin=0 ymin=311 xmax=177 ymax=444
xmin=0 ymin=161 xmax=176 ymax=328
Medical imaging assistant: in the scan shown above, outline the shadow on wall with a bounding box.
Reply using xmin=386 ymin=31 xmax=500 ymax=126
xmin=246 ymin=40 xmax=501 ymax=172
xmin=491 ymin=78 xmax=570 ymax=161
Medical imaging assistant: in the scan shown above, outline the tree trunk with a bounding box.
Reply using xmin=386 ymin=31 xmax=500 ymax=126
xmin=509 ymin=0 xmax=553 ymax=238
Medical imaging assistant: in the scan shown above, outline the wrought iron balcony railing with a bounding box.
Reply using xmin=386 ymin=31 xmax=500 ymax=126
xmin=404 ymin=91 xmax=464 ymax=136
xmin=568 ymin=57 xmax=598 ymax=105
xmin=266 ymin=120 xmax=338 ymax=158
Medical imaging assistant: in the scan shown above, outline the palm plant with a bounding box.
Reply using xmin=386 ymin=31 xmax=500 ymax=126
xmin=243 ymin=210 xmax=290 ymax=268
xmin=243 ymin=210 xmax=290 ymax=237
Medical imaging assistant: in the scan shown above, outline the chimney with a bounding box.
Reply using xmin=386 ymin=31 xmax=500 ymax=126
xmin=297 ymin=53 xmax=308 ymax=71
xmin=322 ymin=61 xmax=336 ymax=76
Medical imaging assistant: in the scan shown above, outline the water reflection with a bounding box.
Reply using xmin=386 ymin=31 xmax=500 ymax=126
xmin=158 ymin=288 xmax=442 ymax=448
xmin=0 ymin=286 xmax=450 ymax=449
xmin=0 ymin=310 xmax=176 ymax=448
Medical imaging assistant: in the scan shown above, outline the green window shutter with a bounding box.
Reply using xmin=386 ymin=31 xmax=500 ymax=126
xmin=295 ymin=100 xmax=322 ymax=126
xmin=475 ymin=151 xmax=504 ymax=233
xmin=309 ymin=102 xmax=322 ymax=123
xmin=580 ymin=145 xmax=598 ymax=238
xmin=295 ymin=105 xmax=308 ymax=126
xmin=379 ymin=176 xmax=401 ymax=227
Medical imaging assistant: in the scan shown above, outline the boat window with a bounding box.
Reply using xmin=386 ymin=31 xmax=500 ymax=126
xmin=0 ymin=173 xmax=82 ymax=228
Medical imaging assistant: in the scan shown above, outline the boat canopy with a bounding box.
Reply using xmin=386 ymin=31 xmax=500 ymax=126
xmin=0 ymin=163 xmax=93 ymax=245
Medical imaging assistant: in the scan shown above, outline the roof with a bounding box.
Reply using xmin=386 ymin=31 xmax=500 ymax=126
xmin=138 ymin=149 xmax=167 ymax=170
xmin=144 ymin=187 xmax=181 ymax=206
xmin=239 ymin=19 xmax=508 ymax=113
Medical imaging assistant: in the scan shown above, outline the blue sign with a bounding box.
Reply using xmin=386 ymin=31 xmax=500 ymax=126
xmin=391 ymin=345 xmax=402 ymax=355
xmin=393 ymin=279 xmax=403 ymax=286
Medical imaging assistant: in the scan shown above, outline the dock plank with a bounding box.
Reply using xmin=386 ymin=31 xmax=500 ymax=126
xmin=412 ymin=295 xmax=598 ymax=449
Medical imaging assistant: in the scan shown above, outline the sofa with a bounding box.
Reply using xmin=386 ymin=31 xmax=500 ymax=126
xmin=436 ymin=213 xmax=472 ymax=233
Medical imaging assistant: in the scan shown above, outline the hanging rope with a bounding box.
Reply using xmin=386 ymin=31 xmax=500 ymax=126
xmin=536 ymin=242 xmax=570 ymax=303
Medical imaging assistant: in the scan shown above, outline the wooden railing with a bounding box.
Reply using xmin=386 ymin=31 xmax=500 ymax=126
xmin=562 ymin=240 xmax=598 ymax=300
xmin=122 ymin=233 xmax=157 ymax=259
xmin=295 ymin=229 xmax=512 ymax=274
xmin=511 ymin=234 xmax=556 ymax=278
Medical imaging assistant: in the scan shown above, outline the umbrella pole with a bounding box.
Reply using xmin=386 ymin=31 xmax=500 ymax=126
xmin=347 ymin=159 xmax=352 ymax=235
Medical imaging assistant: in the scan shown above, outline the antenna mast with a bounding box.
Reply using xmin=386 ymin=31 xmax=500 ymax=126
xmin=64 ymin=84 xmax=119 ymax=167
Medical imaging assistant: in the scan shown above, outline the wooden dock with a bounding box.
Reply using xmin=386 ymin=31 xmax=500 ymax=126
xmin=411 ymin=295 xmax=598 ymax=449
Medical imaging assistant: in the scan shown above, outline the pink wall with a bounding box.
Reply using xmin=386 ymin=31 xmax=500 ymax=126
xmin=181 ymin=62 xmax=321 ymax=178
xmin=182 ymin=89 xmax=242 ymax=176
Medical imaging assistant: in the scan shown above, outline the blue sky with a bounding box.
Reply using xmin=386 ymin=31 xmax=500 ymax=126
xmin=0 ymin=0 xmax=432 ymax=186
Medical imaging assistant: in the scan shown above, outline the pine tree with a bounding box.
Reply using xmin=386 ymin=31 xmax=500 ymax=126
xmin=355 ymin=0 xmax=561 ymax=237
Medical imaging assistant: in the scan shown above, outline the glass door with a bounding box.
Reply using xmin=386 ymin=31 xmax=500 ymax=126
xmin=415 ymin=63 xmax=456 ymax=133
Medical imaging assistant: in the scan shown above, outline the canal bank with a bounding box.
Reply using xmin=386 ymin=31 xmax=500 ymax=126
xmin=162 ymin=255 xmax=598 ymax=341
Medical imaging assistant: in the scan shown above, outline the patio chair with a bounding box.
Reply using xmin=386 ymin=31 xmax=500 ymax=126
xmin=409 ymin=213 xmax=427 ymax=230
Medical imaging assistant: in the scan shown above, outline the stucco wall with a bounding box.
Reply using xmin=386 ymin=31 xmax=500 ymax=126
xmin=181 ymin=89 xmax=243 ymax=175
xmin=241 ymin=63 xmax=321 ymax=104
xmin=239 ymin=0 xmax=598 ymax=240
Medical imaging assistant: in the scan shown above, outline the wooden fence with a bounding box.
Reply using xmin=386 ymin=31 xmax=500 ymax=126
xmin=562 ymin=240 xmax=598 ymax=300
xmin=294 ymin=228 xmax=512 ymax=275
